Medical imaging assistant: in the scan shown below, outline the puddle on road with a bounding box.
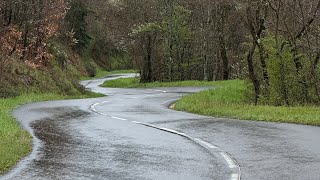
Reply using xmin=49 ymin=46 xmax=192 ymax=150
xmin=29 ymin=108 xmax=90 ymax=177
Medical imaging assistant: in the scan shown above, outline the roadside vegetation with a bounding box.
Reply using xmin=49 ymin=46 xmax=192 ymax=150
xmin=175 ymin=82 xmax=320 ymax=127
xmin=102 ymin=77 xmax=320 ymax=126
xmin=2 ymin=0 xmax=320 ymax=176
xmin=0 ymin=0 xmax=125 ymax=174
xmin=101 ymin=77 xmax=220 ymax=88
xmin=80 ymin=69 xmax=137 ymax=80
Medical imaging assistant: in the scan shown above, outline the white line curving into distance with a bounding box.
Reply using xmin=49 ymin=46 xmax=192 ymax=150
xmin=89 ymin=90 xmax=241 ymax=180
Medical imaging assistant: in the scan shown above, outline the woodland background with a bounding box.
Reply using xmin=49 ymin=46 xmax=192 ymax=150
xmin=1 ymin=0 xmax=320 ymax=106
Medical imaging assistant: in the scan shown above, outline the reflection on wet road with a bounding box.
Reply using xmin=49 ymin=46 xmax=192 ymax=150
xmin=2 ymin=74 xmax=320 ymax=180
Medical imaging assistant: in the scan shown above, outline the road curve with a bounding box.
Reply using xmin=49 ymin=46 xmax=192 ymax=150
xmin=1 ymin=74 xmax=320 ymax=180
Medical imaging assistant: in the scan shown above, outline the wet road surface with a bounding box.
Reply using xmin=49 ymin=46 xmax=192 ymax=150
xmin=1 ymin=74 xmax=320 ymax=180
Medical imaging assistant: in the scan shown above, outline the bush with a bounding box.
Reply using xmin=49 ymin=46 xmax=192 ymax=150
xmin=0 ymin=88 xmax=20 ymax=98
xmin=251 ymin=35 xmax=320 ymax=106
xmin=84 ymin=62 xmax=96 ymax=77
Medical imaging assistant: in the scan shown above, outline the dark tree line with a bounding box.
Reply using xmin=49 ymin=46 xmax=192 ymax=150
xmin=106 ymin=0 xmax=244 ymax=83
xmin=99 ymin=0 xmax=320 ymax=106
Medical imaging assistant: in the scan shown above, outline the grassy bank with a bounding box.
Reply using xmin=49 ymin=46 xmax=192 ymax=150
xmin=102 ymin=77 xmax=320 ymax=126
xmin=80 ymin=69 xmax=137 ymax=80
xmin=101 ymin=77 xmax=220 ymax=88
xmin=0 ymin=92 xmax=104 ymax=175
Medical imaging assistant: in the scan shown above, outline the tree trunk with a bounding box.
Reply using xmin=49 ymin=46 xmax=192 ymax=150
xmin=257 ymin=43 xmax=270 ymax=96
xmin=140 ymin=35 xmax=153 ymax=83
xmin=219 ymin=35 xmax=229 ymax=80
xmin=247 ymin=42 xmax=260 ymax=105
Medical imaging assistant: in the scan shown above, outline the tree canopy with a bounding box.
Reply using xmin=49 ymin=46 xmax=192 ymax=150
xmin=2 ymin=0 xmax=320 ymax=106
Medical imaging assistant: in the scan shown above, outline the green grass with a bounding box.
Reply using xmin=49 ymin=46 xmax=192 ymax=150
xmin=101 ymin=77 xmax=320 ymax=126
xmin=101 ymin=77 xmax=220 ymax=88
xmin=80 ymin=69 xmax=137 ymax=80
xmin=0 ymin=91 xmax=104 ymax=175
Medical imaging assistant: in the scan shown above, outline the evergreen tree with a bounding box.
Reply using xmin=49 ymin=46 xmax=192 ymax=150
xmin=65 ymin=0 xmax=91 ymax=52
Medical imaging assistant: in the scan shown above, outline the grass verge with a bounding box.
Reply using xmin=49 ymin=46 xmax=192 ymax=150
xmin=80 ymin=69 xmax=137 ymax=80
xmin=0 ymin=91 xmax=104 ymax=175
xmin=101 ymin=77 xmax=220 ymax=88
xmin=102 ymin=77 xmax=320 ymax=126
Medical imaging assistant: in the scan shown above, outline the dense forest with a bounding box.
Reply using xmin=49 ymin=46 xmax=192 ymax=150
xmin=1 ymin=0 xmax=320 ymax=106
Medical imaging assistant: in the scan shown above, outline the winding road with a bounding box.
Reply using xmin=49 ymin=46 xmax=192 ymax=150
xmin=1 ymin=74 xmax=320 ymax=180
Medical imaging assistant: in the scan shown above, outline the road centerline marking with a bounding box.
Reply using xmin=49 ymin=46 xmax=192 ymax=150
xmin=89 ymin=97 xmax=241 ymax=180
xmin=231 ymin=174 xmax=240 ymax=180
xmin=194 ymin=138 xmax=218 ymax=149
xmin=111 ymin=116 xmax=128 ymax=121
xmin=220 ymin=152 xmax=238 ymax=169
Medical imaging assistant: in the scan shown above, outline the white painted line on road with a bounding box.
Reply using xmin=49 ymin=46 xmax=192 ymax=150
xmin=153 ymin=89 xmax=167 ymax=93
xmin=90 ymin=105 xmax=98 ymax=112
xmin=231 ymin=174 xmax=240 ymax=180
xmin=89 ymin=97 xmax=241 ymax=180
xmin=130 ymin=122 xmax=188 ymax=137
xmin=90 ymin=101 xmax=111 ymax=116
xmin=131 ymin=121 xmax=141 ymax=124
xmin=127 ymin=119 xmax=241 ymax=180
xmin=161 ymin=128 xmax=187 ymax=136
xmin=144 ymin=94 xmax=162 ymax=97
xmin=220 ymin=152 xmax=238 ymax=169
xmin=98 ymin=112 xmax=108 ymax=116
xmin=90 ymin=101 xmax=110 ymax=109
xmin=111 ymin=116 xmax=128 ymax=121
xmin=194 ymin=138 xmax=218 ymax=149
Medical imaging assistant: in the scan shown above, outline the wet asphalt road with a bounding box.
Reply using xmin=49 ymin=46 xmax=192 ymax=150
xmin=1 ymin=74 xmax=320 ymax=180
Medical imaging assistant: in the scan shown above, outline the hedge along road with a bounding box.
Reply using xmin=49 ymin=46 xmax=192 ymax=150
xmin=1 ymin=74 xmax=320 ymax=180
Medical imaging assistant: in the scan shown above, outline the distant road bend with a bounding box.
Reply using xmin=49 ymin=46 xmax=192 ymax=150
xmin=1 ymin=74 xmax=320 ymax=180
